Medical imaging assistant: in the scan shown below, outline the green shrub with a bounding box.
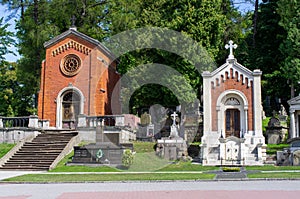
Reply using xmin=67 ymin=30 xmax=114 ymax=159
xmin=222 ymin=167 xmax=240 ymax=172
xmin=122 ymin=149 xmax=134 ymax=168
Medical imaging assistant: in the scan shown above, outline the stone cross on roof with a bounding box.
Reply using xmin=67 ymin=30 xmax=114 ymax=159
xmin=171 ymin=112 xmax=178 ymax=126
xmin=70 ymin=15 xmax=77 ymax=31
xmin=225 ymin=40 xmax=237 ymax=59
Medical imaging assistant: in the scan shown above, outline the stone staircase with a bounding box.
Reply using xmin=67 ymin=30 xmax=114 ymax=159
xmin=0 ymin=131 xmax=78 ymax=171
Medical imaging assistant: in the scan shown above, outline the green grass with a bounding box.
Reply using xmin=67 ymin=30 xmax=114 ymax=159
xmin=3 ymin=173 xmax=215 ymax=182
xmin=158 ymin=161 xmax=219 ymax=172
xmin=248 ymin=172 xmax=300 ymax=179
xmin=246 ymin=165 xmax=300 ymax=171
xmin=127 ymin=152 xmax=170 ymax=171
xmin=133 ymin=141 xmax=156 ymax=153
xmin=0 ymin=143 xmax=16 ymax=158
xmin=266 ymin=144 xmax=290 ymax=155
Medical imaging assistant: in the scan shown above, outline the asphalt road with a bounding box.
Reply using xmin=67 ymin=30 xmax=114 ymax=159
xmin=1 ymin=181 xmax=300 ymax=199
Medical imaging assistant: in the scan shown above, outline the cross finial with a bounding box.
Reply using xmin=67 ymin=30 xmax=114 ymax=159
xmin=225 ymin=40 xmax=237 ymax=59
xmin=171 ymin=112 xmax=178 ymax=126
xmin=70 ymin=15 xmax=77 ymax=31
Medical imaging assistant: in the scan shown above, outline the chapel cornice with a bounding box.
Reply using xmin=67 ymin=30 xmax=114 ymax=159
xmin=51 ymin=40 xmax=92 ymax=56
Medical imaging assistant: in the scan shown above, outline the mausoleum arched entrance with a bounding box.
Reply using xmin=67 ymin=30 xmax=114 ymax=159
xmin=216 ymin=90 xmax=248 ymax=139
xmin=56 ymin=86 xmax=84 ymax=129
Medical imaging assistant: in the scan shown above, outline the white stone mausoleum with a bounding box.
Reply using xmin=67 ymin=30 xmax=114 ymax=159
xmin=200 ymin=41 xmax=266 ymax=166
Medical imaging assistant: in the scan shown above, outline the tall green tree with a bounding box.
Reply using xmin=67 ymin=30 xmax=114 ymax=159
xmin=107 ymin=0 xmax=241 ymax=113
xmin=278 ymin=0 xmax=300 ymax=98
xmin=234 ymin=0 xmax=287 ymax=114
xmin=0 ymin=17 xmax=20 ymax=116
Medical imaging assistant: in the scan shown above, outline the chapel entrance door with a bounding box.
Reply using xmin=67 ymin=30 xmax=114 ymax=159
xmin=225 ymin=109 xmax=240 ymax=138
xmin=62 ymin=91 xmax=80 ymax=129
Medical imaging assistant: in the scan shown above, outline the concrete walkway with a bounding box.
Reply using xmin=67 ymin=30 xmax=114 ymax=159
xmin=0 ymin=171 xmax=45 ymax=180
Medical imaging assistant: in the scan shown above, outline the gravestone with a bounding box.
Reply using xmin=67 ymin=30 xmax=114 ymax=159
xmin=277 ymin=138 xmax=300 ymax=166
xmin=266 ymin=116 xmax=288 ymax=144
xmin=140 ymin=112 xmax=151 ymax=126
xmin=71 ymin=125 xmax=131 ymax=166
xmin=156 ymin=112 xmax=188 ymax=161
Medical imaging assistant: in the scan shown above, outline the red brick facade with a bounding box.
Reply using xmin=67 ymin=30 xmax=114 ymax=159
xmin=210 ymin=68 xmax=253 ymax=131
xmin=38 ymin=29 xmax=120 ymax=127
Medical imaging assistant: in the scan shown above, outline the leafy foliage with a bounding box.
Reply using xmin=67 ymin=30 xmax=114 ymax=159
xmin=122 ymin=149 xmax=134 ymax=168
xmin=278 ymin=0 xmax=300 ymax=97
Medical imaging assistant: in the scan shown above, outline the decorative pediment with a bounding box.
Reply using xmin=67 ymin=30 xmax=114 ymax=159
xmin=52 ymin=40 xmax=92 ymax=56
xmin=288 ymin=95 xmax=300 ymax=106
xmin=44 ymin=28 xmax=115 ymax=59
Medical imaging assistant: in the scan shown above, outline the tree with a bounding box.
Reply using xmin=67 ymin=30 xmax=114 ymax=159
xmin=0 ymin=17 xmax=20 ymax=116
xmin=278 ymin=0 xmax=300 ymax=98
xmin=233 ymin=0 xmax=288 ymax=115
xmin=5 ymin=0 xmax=108 ymax=115
xmin=107 ymin=0 xmax=239 ymax=114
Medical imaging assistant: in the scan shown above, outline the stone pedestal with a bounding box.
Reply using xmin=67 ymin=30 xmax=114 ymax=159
xmin=156 ymin=137 xmax=187 ymax=160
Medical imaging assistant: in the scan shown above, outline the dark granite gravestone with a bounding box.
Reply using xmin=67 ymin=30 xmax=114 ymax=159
xmin=71 ymin=126 xmax=132 ymax=166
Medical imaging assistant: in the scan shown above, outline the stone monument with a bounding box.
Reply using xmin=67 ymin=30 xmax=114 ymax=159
xmin=277 ymin=138 xmax=300 ymax=166
xmin=136 ymin=112 xmax=154 ymax=140
xmin=156 ymin=112 xmax=188 ymax=160
xmin=266 ymin=113 xmax=288 ymax=144
xmin=71 ymin=123 xmax=132 ymax=166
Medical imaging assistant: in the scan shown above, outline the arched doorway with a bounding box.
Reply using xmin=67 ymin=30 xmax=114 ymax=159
xmin=56 ymin=86 xmax=84 ymax=129
xmin=216 ymin=90 xmax=248 ymax=139
xmin=61 ymin=91 xmax=80 ymax=129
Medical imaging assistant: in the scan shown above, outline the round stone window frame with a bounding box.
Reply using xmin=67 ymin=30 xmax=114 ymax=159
xmin=60 ymin=54 xmax=82 ymax=76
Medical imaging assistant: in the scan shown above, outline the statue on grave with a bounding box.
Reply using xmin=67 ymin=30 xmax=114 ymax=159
xmin=170 ymin=112 xmax=179 ymax=138
xmin=279 ymin=104 xmax=287 ymax=116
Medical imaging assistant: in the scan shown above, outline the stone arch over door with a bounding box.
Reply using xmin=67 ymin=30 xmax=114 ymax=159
xmin=56 ymin=86 xmax=84 ymax=128
xmin=216 ymin=89 xmax=248 ymax=138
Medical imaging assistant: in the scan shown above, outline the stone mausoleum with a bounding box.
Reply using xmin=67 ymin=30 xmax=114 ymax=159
xmin=38 ymin=27 xmax=121 ymax=128
xmin=200 ymin=41 xmax=266 ymax=166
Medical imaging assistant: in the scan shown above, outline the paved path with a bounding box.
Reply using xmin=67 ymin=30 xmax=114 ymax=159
xmin=1 ymin=181 xmax=300 ymax=199
xmin=0 ymin=171 xmax=45 ymax=181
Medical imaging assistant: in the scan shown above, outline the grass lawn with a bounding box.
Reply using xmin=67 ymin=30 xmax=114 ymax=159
xmin=266 ymin=144 xmax=290 ymax=155
xmin=245 ymin=165 xmax=300 ymax=171
xmin=127 ymin=152 xmax=170 ymax=171
xmin=0 ymin=143 xmax=16 ymax=158
xmin=133 ymin=141 xmax=156 ymax=153
xmin=3 ymin=173 xmax=215 ymax=182
xmin=158 ymin=161 xmax=219 ymax=172
xmin=248 ymin=172 xmax=300 ymax=179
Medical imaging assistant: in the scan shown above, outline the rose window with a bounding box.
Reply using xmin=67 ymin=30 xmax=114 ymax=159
xmin=60 ymin=54 xmax=81 ymax=76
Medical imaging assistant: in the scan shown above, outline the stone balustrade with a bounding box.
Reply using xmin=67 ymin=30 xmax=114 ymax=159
xmin=0 ymin=115 xmax=49 ymax=143
xmin=77 ymin=114 xmax=125 ymax=128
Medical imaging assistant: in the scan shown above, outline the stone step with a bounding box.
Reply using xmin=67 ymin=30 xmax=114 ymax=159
xmin=2 ymin=163 xmax=52 ymax=166
xmin=7 ymin=159 xmax=54 ymax=163
xmin=0 ymin=130 xmax=77 ymax=171
xmin=1 ymin=165 xmax=49 ymax=171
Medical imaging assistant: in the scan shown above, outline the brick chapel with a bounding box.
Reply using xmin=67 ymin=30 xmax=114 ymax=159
xmin=38 ymin=27 xmax=120 ymax=128
xmin=200 ymin=41 xmax=266 ymax=166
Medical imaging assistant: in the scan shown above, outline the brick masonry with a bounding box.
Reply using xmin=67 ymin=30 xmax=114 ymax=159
xmin=210 ymin=68 xmax=253 ymax=131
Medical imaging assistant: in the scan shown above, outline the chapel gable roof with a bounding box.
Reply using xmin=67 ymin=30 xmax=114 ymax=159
xmin=288 ymin=95 xmax=300 ymax=105
xmin=210 ymin=58 xmax=254 ymax=78
xmin=44 ymin=28 xmax=115 ymax=60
